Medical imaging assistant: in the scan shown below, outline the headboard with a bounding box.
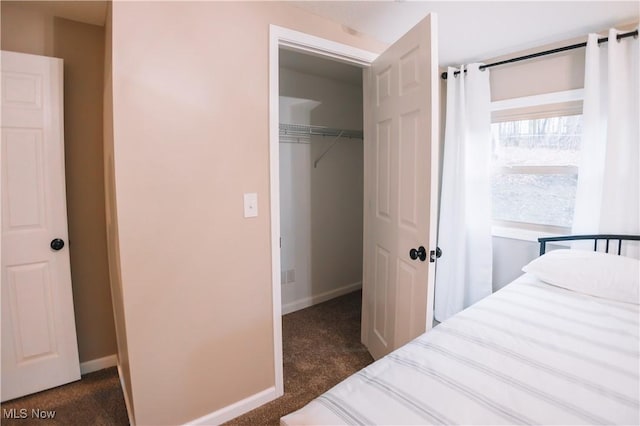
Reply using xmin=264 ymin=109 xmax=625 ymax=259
xmin=538 ymin=234 xmax=640 ymax=256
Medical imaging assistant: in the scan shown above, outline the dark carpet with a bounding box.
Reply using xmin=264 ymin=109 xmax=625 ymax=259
xmin=0 ymin=290 xmax=371 ymax=426
xmin=226 ymin=290 xmax=373 ymax=425
xmin=0 ymin=367 xmax=128 ymax=426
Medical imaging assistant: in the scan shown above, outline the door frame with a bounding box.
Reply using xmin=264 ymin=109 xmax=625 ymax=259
xmin=268 ymin=25 xmax=378 ymax=396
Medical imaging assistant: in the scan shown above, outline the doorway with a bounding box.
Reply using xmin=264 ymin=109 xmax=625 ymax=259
xmin=269 ymin=19 xmax=439 ymax=396
xmin=277 ymin=48 xmax=368 ymax=398
xmin=278 ymin=49 xmax=364 ymax=316
xmin=268 ymin=25 xmax=377 ymax=396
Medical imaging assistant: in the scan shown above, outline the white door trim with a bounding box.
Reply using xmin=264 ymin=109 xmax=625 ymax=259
xmin=268 ymin=25 xmax=378 ymax=397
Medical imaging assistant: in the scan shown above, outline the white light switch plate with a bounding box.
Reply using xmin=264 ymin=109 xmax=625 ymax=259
xmin=244 ymin=193 xmax=258 ymax=218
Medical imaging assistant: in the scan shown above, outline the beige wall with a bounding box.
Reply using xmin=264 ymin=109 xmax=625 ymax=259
xmin=109 ymin=2 xmax=384 ymax=424
xmin=102 ymin=2 xmax=134 ymax=420
xmin=1 ymin=2 xmax=116 ymax=363
xmin=488 ymin=21 xmax=637 ymax=102
xmin=488 ymin=40 xmax=585 ymax=101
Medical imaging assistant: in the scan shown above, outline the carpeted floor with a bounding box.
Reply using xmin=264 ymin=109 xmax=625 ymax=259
xmin=0 ymin=290 xmax=371 ymax=426
xmin=0 ymin=367 xmax=128 ymax=426
xmin=225 ymin=290 xmax=373 ymax=425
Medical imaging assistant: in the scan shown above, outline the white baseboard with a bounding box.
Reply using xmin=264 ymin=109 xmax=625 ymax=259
xmin=80 ymin=354 xmax=118 ymax=375
xmin=184 ymin=386 xmax=278 ymax=425
xmin=117 ymin=363 xmax=136 ymax=426
xmin=282 ymin=281 xmax=362 ymax=315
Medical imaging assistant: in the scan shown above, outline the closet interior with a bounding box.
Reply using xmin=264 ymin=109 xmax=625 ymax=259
xmin=278 ymin=48 xmax=364 ymax=316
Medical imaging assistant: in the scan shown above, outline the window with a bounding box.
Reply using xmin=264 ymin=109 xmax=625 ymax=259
xmin=490 ymin=91 xmax=583 ymax=235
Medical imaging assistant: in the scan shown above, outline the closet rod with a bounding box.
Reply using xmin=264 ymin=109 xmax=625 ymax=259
xmin=441 ymin=29 xmax=638 ymax=80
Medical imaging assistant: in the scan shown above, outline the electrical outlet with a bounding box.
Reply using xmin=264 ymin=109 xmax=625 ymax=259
xmin=286 ymin=269 xmax=295 ymax=283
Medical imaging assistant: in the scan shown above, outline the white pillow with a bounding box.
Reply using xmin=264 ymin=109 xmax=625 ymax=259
xmin=522 ymin=249 xmax=640 ymax=304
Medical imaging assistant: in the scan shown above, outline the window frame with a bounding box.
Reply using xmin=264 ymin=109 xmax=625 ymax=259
xmin=490 ymin=89 xmax=584 ymax=240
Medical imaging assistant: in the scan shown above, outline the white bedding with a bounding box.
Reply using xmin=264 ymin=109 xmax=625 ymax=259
xmin=281 ymin=274 xmax=640 ymax=425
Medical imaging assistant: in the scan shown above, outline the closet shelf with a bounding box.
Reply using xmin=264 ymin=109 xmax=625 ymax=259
xmin=279 ymin=123 xmax=363 ymax=144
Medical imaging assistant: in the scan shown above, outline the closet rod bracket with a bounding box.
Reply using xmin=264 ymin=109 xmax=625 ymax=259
xmin=314 ymin=130 xmax=344 ymax=168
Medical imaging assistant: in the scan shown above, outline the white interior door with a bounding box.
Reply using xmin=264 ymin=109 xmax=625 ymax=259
xmin=361 ymin=14 xmax=439 ymax=360
xmin=1 ymin=50 xmax=80 ymax=401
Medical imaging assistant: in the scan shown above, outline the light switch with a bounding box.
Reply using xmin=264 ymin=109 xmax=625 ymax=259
xmin=244 ymin=193 xmax=258 ymax=218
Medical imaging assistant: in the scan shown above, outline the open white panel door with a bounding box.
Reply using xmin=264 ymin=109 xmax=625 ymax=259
xmin=362 ymin=14 xmax=439 ymax=360
xmin=1 ymin=51 xmax=81 ymax=401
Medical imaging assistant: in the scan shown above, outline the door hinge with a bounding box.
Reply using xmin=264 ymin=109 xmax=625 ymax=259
xmin=429 ymin=247 xmax=442 ymax=263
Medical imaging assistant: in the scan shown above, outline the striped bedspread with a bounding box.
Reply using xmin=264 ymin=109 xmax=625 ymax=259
xmin=281 ymin=274 xmax=640 ymax=425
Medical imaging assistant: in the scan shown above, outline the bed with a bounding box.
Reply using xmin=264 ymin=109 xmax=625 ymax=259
xmin=281 ymin=235 xmax=640 ymax=425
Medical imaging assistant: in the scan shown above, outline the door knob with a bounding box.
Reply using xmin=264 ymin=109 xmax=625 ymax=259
xmin=50 ymin=238 xmax=65 ymax=251
xmin=409 ymin=246 xmax=427 ymax=262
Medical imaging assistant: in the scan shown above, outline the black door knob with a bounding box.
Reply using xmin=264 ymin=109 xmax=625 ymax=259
xmin=409 ymin=246 xmax=427 ymax=261
xmin=50 ymin=238 xmax=65 ymax=251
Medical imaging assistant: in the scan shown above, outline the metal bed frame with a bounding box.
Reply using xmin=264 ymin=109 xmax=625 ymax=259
xmin=538 ymin=234 xmax=640 ymax=256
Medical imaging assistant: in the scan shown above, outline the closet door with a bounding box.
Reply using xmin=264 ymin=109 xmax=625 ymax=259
xmin=362 ymin=14 xmax=439 ymax=360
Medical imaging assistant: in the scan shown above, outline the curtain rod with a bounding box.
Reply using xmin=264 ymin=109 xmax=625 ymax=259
xmin=441 ymin=29 xmax=638 ymax=80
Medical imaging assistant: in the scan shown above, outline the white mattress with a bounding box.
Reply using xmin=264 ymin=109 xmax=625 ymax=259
xmin=281 ymin=274 xmax=640 ymax=425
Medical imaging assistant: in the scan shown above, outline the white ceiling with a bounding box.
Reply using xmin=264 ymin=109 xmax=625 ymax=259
xmin=292 ymin=1 xmax=639 ymax=67
xmin=23 ymin=2 xmax=638 ymax=63
xmin=33 ymin=1 xmax=637 ymax=85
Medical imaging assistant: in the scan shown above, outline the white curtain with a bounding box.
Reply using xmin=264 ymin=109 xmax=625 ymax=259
xmin=572 ymin=28 xmax=639 ymax=255
xmin=435 ymin=64 xmax=493 ymax=322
